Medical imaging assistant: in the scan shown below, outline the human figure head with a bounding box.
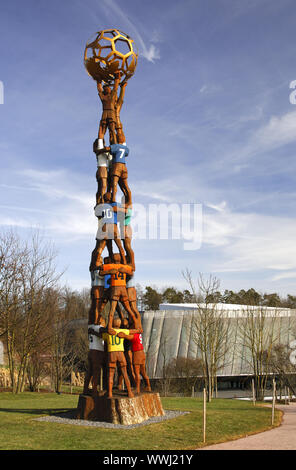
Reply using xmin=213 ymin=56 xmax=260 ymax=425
xmin=121 ymin=317 xmax=129 ymax=328
xmin=93 ymin=139 xmax=98 ymax=153
xmin=113 ymin=317 xmax=121 ymax=328
xmin=103 ymin=84 xmax=111 ymax=95
xmin=113 ymin=253 xmax=122 ymax=264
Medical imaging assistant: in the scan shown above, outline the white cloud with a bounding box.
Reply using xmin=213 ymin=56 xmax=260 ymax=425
xmin=199 ymin=84 xmax=221 ymax=95
xmin=140 ymin=44 xmax=160 ymax=63
xmin=271 ymin=272 xmax=296 ymax=282
xmin=205 ymin=201 xmax=227 ymax=212
xmin=101 ymin=0 xmax=160 ymax=62
xmin=202 ymin=209 xmax=296 ymax=273
xmin=1 ymin=168 xmax=96 ymax=239
xmin=253 ymin=111 xmax=296 ymax=150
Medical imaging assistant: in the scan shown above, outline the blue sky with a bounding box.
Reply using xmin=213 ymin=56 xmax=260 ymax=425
xmin=1 ymin=0 xmax=296 ymax=296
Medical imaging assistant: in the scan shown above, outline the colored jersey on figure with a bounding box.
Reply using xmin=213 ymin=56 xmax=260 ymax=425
xmin=88 ymin=325 xmax=105 ymax=352
xmin=110 ymin=143 xmax=129 ymax=164
xmin=131 ymin=333 xmax=144 ymax=352
xmin=101 ymin=263 xmax=133 ymax=286
xmin=90 ymin=269 xmax=105 ymax=287
xmin=95 ymin=203 xmax=118 ymax=224
xmin=124 ymin=207 xmax=132 ymax=226
xmin=126 ymin=274 xmax=135 ymax=289
xmin=102 ymin=329 xmax=130 ymax=352
xmin=96 ymin=151 xmax=112 ymax=168
xmin=104 ymin=274 xmax=111 ymax=289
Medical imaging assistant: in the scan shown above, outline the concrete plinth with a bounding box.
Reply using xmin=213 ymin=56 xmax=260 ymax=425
xmin=76 ymin=391 xmax=165 ymax=425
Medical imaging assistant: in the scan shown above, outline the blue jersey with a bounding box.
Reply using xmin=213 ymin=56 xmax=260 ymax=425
xmin=110 ymin=143 xmax=129 ymax=164
xmin=104 ymin=274 xmax=111 ymax=289
xmin=95 ymin=203 xmax=117 ymax=224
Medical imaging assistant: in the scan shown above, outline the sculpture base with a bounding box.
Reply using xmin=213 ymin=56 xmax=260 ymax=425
xmin=76 ymin=390 xmax=165 ymax=425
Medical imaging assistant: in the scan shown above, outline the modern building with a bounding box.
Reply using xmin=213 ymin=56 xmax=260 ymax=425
xmin=141 ymin=303 xmax=296 ymax=389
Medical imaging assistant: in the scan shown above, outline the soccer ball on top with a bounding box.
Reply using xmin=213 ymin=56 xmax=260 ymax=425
xmin=84 ymin=29 xmax=138 ymax=84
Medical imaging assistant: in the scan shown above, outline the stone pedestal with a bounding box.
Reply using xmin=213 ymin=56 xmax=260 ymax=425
xmin=76 ymin=391 xmax=165 ymax=425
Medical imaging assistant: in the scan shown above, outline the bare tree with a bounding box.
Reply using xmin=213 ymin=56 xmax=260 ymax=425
xmin=49 ymin=287 xmax=90 ymax=393
xmin=0 ymin=230 xmax=26 ymax=391
xmin=267 ymin=343 xmax=296 ymax=397
xmin=0 ymin=230 xmax=62 ymax=393
xmin=165 ymin=356 xmax=203 ymax=395
xmin=236 ymin=304 xmax=287 ymax=401
xmin=183 ymin=270 xmax=230 ymax=402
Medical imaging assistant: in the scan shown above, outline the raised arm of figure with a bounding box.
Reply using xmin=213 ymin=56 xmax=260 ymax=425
xmin=97 ymin=81 xmax=104 ymax=100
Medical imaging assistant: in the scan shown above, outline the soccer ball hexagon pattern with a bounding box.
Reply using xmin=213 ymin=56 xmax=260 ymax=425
xmin=84 ymin=29 xmax=138 ymax=84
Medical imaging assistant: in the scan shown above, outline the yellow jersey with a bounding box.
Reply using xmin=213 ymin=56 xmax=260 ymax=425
xmin=102 ymin=329 xmax=129 ymax=352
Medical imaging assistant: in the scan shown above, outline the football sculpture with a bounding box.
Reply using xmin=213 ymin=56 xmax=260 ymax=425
xmin=84 ymin=29 xmax=138 ymax=84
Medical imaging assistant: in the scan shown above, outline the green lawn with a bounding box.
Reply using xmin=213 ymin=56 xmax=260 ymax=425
xmin=0 ymin=392 xmax=282 ymax=450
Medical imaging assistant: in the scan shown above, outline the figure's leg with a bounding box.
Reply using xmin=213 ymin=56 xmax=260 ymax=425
xmin=117 ymin=367 xmax=123 ymax=391
xmin=121 ymin=299 xmax=137 ymax=328
xmin=89 ymin=286 xmax=104 ymax=325
xmin=108 ymin=121 xmax=117 ymax=145
xmin=108 ymin=366 xmax=116 ymax=398
xmin=116 ymin=125 xmax=126 ymax=143
xmin=107 ymin=299 xmax=118 ymax=330
xmin=129 ymin=300 xmax=142 ymax=330
xmin=140 ymin=364 xmax=151 ymax=392
xmin=115 ymin=303 xmax=124 ymax=322
xmin=134 ymin=364 xmax=141 ymax=394
xmin=96 ymin=296 xmax=108 ymax=322
xmin=106 ymin=239 xmax=114 ymax=262
xmin=98 ymin=121 xmax=107 ymax=140
xmin=123 ymin=237 xmax=135 ymax=271
xmin=120 ymin=365 xmax=134 ymax=398
xmin=91 ymin=355 xmax=100 ymax=397
xmin=127 ymin=351 xmax=136 ymax=386
xmin=110 ymin=174 xmax=120 ymax=203
xmin=96 ymin=170 xmax=107 ymax=205
xmin=90 ymin=239 xmax=106 ymax=271
xmin=113 ymin=226 xmax=126 ymax=264
xmin=83 ymin=355 xmax=93 ymax=394
xmin=118 ymin=178 xmax=132 ymax=206
xmin=114 ymin=239 xmax=126 ymax=265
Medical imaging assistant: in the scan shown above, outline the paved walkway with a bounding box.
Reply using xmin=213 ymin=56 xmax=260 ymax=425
xmin=202 ymin=403 xmax=296 ymax=450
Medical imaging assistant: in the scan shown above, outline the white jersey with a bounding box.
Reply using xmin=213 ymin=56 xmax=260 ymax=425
xmin=90 ymin=269 xmax=104 ymax=287
xmin=126 ymin=275 xmax=135 ymax=288
xmin=88 ymin=324 xmax=105 ymax=352
xmin=96 ymin=152 xmax=112 ymax=168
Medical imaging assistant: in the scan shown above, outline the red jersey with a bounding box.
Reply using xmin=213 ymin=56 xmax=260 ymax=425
xmin=131 ymin=333 xmax=143 ymax=352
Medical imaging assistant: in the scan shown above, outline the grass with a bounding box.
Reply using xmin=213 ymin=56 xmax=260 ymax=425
xmin=0 ymin=392 xmax=282 ymax=450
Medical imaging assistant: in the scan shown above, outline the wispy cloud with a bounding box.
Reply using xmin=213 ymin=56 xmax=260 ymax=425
xmin=101 ymin=0 xmax=160 ymax=62
xmin=1 ymin=168 xmax=96 ymax=238
xmin=271 ymin=272 xmax=296 ymax=282
xmin=253 ymin=110 xmax=296 ymax=151
xmin=203 ymin=209 xmax=296 ymax=273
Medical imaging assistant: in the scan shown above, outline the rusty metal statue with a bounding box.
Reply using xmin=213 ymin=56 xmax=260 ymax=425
xmin=79 ymin=29 xmax=160 ymax=420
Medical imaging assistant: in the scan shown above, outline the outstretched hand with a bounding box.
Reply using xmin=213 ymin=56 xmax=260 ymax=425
xmin=108 ymin=327 xmax=117 ymax=335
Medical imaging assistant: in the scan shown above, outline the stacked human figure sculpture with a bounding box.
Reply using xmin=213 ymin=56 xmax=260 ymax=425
xmin=84 ymin=70 xmax=151 ymax=400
